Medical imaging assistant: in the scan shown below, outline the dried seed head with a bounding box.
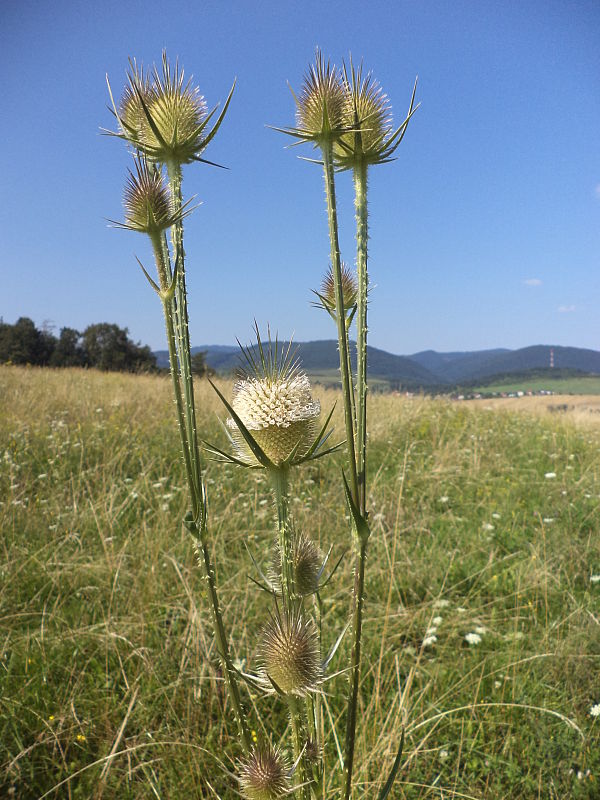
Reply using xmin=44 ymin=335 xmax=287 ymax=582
xmin=295 ymin=51 xmax=345 ymax=141
xmin=239 ymin=746 xmax=290 ymax=800
xmin=122 ymin=159 xmax=175 ymax=235
xmin=320 ymin=263 xmax=358 ymax=311
xmin=228 ymin=366 xmax=321 ymax=467
xmin=260 ymin=608 xmax=320 ymax=695
xmin=272 ymin=532 xmax=322 ymax=596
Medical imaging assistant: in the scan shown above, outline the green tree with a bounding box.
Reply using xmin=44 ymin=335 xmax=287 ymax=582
xmin=82 ymin=323 xmax=156 ymax=372
xmin=50 ymin=327 xmax=86 ymax=367
xmin=0 ymin=317 xmax=55 ymax=365
xmin=191 ymin=350 xmax=212 ymax=377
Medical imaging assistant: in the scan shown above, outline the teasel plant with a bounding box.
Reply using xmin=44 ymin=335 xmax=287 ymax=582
xmin=105 ymin=54 xmax=255 ymax=754
xmin=275 ymin=51 xmax=419 ymax=798
xmin=206 ymin=327 xmax=348 ymax=799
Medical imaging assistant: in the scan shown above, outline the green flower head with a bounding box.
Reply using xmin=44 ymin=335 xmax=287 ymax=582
xmin=107 ymin=51 xmax=234 ymax=167
xmin=335 ymin=58 xmax=419 ymax=169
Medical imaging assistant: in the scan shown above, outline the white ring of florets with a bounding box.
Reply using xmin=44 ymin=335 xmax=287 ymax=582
xmin=230 ymin=374 xmax=320 ymax=430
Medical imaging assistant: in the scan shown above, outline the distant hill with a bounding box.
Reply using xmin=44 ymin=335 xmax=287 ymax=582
xmin=153 ymin=341 xmax=600 ymax=390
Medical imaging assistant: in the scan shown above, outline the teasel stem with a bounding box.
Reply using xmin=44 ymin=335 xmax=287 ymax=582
xmin=269 ymin=466 xmax=295 ymax=602
xmin=158 ymin=162 xmax=252 ymax=752
xmin=196 ymin=520 xmax=254 ymax=752
xmin=353 ymin=162 xmax=368 ymax=516
xmin=320 ymin=144 xmax=359 ymax=506
xmin=342 ymin=539 xmax=367 ymax=800
xmin=288 ymin=695 xmax=312 ymax=800
xmin=165 ymin=158 xmax=204 ymax=517
xmin=342 ymin=164 xmax=370 ymax=800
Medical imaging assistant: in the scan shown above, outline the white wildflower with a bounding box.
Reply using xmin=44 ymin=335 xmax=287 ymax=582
xmin=464 ymin=632 xmax=482 ymax=645
xmin=590 ymin=575 xmax=600 ymax=584
xmin=590 ymin=703 xmax=600 ymax=717
xmin=422 ymin=635 xmax=437 ymax=647
xmin=544 ymin=472 xmax=556 ymax=479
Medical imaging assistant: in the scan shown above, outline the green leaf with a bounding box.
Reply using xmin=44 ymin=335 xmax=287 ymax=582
xmin=342 ymin=471 xmax=370 ymax=544
xmin=377 ymin=728 xmax=405 ymax=800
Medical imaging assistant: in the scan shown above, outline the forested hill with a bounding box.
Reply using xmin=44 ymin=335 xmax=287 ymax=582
xmin=154 ymin=341 xmax=600 ymax=388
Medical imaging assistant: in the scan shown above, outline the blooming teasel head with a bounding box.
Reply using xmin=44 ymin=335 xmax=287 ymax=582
xmin=260 ymin=606 xmax=320 ymax=696
xmin=106 ymin=51 xmax=235 ymax=167
xmin=209 ymin=327 xmax=340 ymax=470
xmin=239 ymin=746 xmax=290 ymax=800
xmin=334 ymin=58 xmax=419 ymax=169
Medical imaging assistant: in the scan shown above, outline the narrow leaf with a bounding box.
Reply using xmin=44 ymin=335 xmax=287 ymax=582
xmin=377 ymin=728 xmax=405 ymax=800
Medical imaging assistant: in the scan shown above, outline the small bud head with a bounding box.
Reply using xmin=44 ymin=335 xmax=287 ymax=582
xmin=272 ymin=532 xmax=322 ymax=596
xmin=122 ymin=159 xmax=174 ymax=235
xmin=239 ymin=746 xmax=290 ymax=800
xmin=320 ymin=263 xmax=358 ymax=311
xmin=260 ymin=608 xmax=320 ymax=695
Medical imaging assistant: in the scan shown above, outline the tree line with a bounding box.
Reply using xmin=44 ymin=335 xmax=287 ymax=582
xmin=0 ymin=318 xmax=156 ymax=372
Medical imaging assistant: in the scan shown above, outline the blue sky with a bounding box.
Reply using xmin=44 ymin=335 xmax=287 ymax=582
xmin=2 ymin=0 xmax=599 ymax=355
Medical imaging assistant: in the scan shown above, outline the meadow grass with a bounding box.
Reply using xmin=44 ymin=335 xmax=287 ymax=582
xmin=1 ymin=365 xmax=599 ymax=799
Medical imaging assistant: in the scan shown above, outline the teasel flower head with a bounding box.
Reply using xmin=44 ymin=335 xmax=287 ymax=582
xmin=106 ymin=51 xmax=235 ymax=167
xmin=272 ymin=530 xmax=323 ymax=596
xmin=334 ymin=58 xmax=419 ymax=169
xmin=112 ymin=157 xmax=189 ymax=236
xmin=314 ymin=263 xmax=358 ymax=318
xmin=273 ymin=50 xmax=346 ymax=147
xmin=209 ymin=327 xmax=341 ymax=470
xmin=260 ymin=606 xmax=320 ymax=696
xmin=239 ymin=746 xmax=290 ymax=800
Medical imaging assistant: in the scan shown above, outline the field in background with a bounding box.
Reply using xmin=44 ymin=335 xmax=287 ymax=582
xmin=470 ymin=376 xmax=600 ymax=397
xmin=1 ymin=366 xmax=599 ymax=799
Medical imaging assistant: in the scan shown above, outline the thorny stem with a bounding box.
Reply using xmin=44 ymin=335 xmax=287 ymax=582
xmin=288 ymin=695 xmax=312 ymax=800
xmin=166 ymin=159 xmax=203 ymax=518
xmin=342 ymin=163 xmax=371 ymax=800
xmin=195 ymin=522 xmax=253 ymax=751
xmin=342 ymin=540 xmax=367 ymax=800
xmin=270 ymin=467 xmax=315 ymax=798
xmin=270 ymin=466 xmax=295 ymax=602
xmin=353 ymin=163 xmax=369 ymax=516
xmin=320 ymin=143 xmax=359 ymax=507
xmin=157 ymin=159 xmax=251 ymax=752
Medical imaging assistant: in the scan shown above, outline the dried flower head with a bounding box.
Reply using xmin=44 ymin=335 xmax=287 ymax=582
xmin=239 ymin=746 xmax=290 ymax=800
xmin=225 ymin=334 xmax=322 ymax=467
xmin=319 ymin=263 xmax=358 ymax=312
xmin=272 ymin=531 xmax=322 ymax=596
xmin=107 ymin=51 xmax=234 ymax=167
xmin=334 ymin=59 xmax=418 ymax=169
xmin=260 ymin=607 xmax=320 ymax=696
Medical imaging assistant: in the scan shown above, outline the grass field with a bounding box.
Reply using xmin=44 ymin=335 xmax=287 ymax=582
xmin=471 ymin=376 xmax=600 ymax=396
xmin=1 ymin=366 xmax=599 ymax=799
